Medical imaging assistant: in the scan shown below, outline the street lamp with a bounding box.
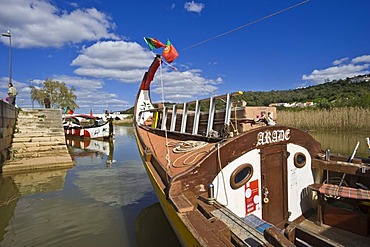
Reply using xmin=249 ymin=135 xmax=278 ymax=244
xmin=2 ymin=30 xmax=12 ymax=84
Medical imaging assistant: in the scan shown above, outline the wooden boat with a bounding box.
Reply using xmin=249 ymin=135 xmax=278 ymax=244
xmin=134 ymin=55 xmax=370 ymax=246
xmin=63 ymin=114 xmax=113 ymax=140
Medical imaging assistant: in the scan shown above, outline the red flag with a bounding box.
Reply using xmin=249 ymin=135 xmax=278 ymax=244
xmin=162 ymin=39 xmax=178 ymax=63
xmin=144 ymin=37 xmax=166 ymax=50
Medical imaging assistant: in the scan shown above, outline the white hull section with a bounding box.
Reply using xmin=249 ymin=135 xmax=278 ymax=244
xmin=212 ymin=144 xmax=314 ymax=221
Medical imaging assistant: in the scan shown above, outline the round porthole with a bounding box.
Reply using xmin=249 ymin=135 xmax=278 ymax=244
xmin=230 ymin=163 xmax=254 ymax=189
xmin=294 ymin=152 xmax=306 ymax=168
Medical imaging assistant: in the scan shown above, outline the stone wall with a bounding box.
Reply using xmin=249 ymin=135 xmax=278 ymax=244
xmin=0 ymin=101 xmax=18 ymax=166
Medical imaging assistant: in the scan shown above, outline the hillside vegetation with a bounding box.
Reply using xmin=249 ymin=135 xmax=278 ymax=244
xmin=240 ymin=75 xmax=370 ymax=109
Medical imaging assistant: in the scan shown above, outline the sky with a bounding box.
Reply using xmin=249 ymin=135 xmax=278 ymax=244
xmin=0 ymin=0 xmax=369 ymax=114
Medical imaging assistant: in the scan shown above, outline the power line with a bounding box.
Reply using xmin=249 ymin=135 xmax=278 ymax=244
xmin=181 ymin=0 xmax=310 ymax=52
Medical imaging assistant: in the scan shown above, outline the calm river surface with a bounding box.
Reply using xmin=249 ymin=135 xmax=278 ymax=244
xmin=0 ymin=126 xmax=368 ymax=246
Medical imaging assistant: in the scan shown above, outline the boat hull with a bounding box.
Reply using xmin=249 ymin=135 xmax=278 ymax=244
xmin=64 ymin=121 xmax=113 ymax=140
xmin=134 ymin=129 xmax=202 ymax=246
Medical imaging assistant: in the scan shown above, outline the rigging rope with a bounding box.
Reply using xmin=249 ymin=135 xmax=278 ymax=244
xmin=181 ymin=0 xmax=310 ymax=52
xmin=216 ymin=143 xmax=229 ymax=206
xmin=162 ymin=59 xmax=217 ymax=97
xmin=158 ymin=60 xmax=172 ymax=178
xmin=149 ymin=0 xmax=310 ymax=104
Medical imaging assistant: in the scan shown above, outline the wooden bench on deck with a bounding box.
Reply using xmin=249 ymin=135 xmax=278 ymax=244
xmin=309 ymin=183 xmax=370 ymax=236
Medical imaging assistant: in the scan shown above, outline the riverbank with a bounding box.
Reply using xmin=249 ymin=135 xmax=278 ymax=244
xmin=113 ymin=118 xmax=133 ymax=126
xmin=277 ymin=107 xmax=370 ymax=131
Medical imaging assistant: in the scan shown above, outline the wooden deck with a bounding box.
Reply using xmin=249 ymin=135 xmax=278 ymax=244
xmin=299 ymin=215 xmax=370 ymax=247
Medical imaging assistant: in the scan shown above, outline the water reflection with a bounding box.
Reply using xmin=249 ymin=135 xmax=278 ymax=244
xmin=309 ymin=130 xmax=369 ymax=158
xmin=136 ymin=203 xmax=181 ymax=247
xmin=0 ymin=176 xmax=19 ymax=243
xmin=1 ymin=127 xmax=366 ymax=246
xmin=0 ymin=126 xmax=159 ymax=247
xmin=66 ymin=137 xmax=115 ymax=166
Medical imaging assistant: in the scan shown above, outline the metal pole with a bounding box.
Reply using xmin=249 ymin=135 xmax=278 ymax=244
xmin=9 ymin=32 xmax=12 ymax=83
xmin=2 ymin=30 xmax=11 ymax=83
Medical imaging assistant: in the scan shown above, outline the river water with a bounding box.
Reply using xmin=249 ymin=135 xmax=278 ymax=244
xmin=0 ymin=126 xmax=368 ymax=246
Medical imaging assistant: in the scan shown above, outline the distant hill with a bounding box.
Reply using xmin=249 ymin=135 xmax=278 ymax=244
xmin=121 ymin=74 xmax=370 ymax=112
xmin=121 ymin=108 xmax=133 ymax=114
xmin=240 ymin=74 xmax=370 ymax=108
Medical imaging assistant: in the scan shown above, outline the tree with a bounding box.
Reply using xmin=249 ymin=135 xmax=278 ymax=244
xmin=30 ymin=79 xmax=78 ymax=110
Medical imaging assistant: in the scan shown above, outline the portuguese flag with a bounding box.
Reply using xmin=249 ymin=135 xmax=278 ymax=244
xmin=162 ymin=39 xmax=178 ymax=63
xmin=144 ymin=37 xmax=166 ymax=50
xmin=65 ymin=106 xmax=74 ymax=115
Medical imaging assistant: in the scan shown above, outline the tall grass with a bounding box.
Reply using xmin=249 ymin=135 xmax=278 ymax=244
xmin=277 ymin=107 xmax=370 ymax=131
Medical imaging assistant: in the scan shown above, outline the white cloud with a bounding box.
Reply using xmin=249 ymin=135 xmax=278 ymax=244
xmin=302 ymin=55 xmax=370 ymax=84
xmin=0 ymin=0 xmax=118 ymax=48
xmin=332 ymin=57 xmax=348 ymax=65
xmin=71 ymin=41 xmax=154 ymax=82
xmin=151 ymin=69 xmax=220 ymax=102
xmin=71 ymin=40 xmax=221 ymax=102
xmin=52 ymin=75 xmax=104 ymax=90
xmin=351 ymin=55 xmax=370 ymax=64
xmin=0 ymin=1 xmax=219 ymax=113
xmin=9 ymin=39 xmax=222 ymax=112
xmin=50 ymin=75 xmax=130 ymax=111
xmin=184 ymin=1 xmax=205 ymax=14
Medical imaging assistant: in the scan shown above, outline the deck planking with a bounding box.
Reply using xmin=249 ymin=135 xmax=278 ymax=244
xmin=299 ymin=215 xmax=370 ymax=247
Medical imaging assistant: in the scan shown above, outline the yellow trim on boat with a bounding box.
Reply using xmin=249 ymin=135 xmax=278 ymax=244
xmin=134 ymin=131 xmax=201 ymax=247
xmin=151 ymin=111 xmax=159 ymax=128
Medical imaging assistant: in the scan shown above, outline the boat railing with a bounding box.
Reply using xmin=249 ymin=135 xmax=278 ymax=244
xmin=138 ymin=92 xmax=276 ymax=138
xmin=138 ymin=93 xmax=233 ymax=138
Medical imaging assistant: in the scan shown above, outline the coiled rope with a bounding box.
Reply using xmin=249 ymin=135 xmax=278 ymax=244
xmin=167 ymin=140 xmax=210 ymax=168
xmin=172 ymin=140 xmax=208 ymax=153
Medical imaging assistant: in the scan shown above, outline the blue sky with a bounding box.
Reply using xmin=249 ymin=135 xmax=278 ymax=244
xmin=0 ymin=0 xmax=369 ymax=114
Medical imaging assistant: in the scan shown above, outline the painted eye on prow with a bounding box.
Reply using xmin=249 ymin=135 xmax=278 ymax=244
xmin=230 ymin=163 xmax=254 ymax=189
xmin=294 ymin=152 xmax=306 ymax=168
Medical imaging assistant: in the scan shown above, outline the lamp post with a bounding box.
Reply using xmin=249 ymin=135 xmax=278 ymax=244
xmin=2 ymin=30 xmax=12 ymax=84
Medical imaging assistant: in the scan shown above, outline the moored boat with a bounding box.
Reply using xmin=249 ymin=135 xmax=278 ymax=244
xmin=134 ymin=55 xmax=370 ymax=246
xmin=63 ymin=114 xmax=114 ymax=140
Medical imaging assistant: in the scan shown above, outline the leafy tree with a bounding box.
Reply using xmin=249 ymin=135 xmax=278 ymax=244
xmin=30 ymin=79 xmax=78 ymax=110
